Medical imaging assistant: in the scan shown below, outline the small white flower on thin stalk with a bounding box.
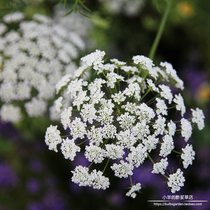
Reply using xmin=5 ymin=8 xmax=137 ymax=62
xmin=90 ymin=170 xmax=110 ymax=190
xmin=191 ymin=108 xmax=205 ymax=130
xmin=0 ymin=104 xmax=22 ymax=123
xmin=111 ymin=160 xmax=134 ymax=178
xmin=173 ymin=93 xmax=186 ymax=117
xmin=181 ymin=118 xmax=192 ymax=142
xmin=152 ymin=157 xmax=168 ymax=175
xmin=60 ymin=107 xmax=73 ymax=130
xmin=105 ymin=144 xmax=125 ymax=159
xmin=126 ymin=183 xmax=141 ymax=198
xmin=142 ymin=135 xmax=159 ymax=152
xmin=159 ymin=84 xmax=173 ymax=104
xmin=45 ymin=125 xmax=62 ymax=152
xmin=181 ymin=144 xmax=195 ymax=169
xmin=166 ymin=120 xmax=176 ymax=136
xmin=153 ymin=115 xmax=166 ymax=136
xmin=167 ymin=168 xmax=185 ymax=193
xmin=71 ymin=165 xmax=92 ymax=187
xmin=126 ymin=144 xmax=147 ymax=167
xmin=159 ymin=135 xmax=174 ymax=157
xmin=85 ymin=144 xmax=106 ymax=163
xmin=61 ymin=138 xmax=80 ymax=161
xmin=117 ymin=112 xmax=136 ymax=130
xmin=156 ymin=98 xmax=167 ymax=115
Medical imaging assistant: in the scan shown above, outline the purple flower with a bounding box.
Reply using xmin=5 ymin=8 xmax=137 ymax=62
xmin=29 ymin=159 xmax=44 ymax=173
xmin=26 ymin=179 xmax=41 ymax=194
xmin=107 ymin=192 xmax=124 ymax=207
xmin=26 ymin=202 xmax=44 ymax=210
xmin=182 ymin=67 xmax=207 ymax=93
xmin=43 ymin=191 xmax=66 ymax=210
xmin=0 ymin=162 xmax=19 ymax=190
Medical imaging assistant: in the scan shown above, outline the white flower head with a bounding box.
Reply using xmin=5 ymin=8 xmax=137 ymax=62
xmin=126 ymin=183 xmax=141 ymax=198
xmin=159 ymin=84 xmax=173 ymax=104
xmin=166 ymin=120 xmax=176 ymax=136
xmin=85 ymin=144 xmax=106 ymax=163
xmin=0 ymin=12 xmax=85 ymax=122
xmin=3 ymin=12 xmax=25 ymax=23
xmin=0 ymin=104 xmax=22 ymax=123
xmin=181 ymin=144 xmax=195 ymax=169
xmin=61 ymin=138 xmax=81 ymax=161
xmin=111 ymin=160 xmax=134 ymax=178
xmin=153 ymin=115 xmax=166 ymax=136
xmin=117 ymin=112 xmax=136 ymax=130
xmin=191 ymin=108 xmax=205 ymax=130
xmin=105 ymin=144 xmax=125 ymax=159
xmin=87 ymin=126 xmax=103 ymax=146
xmin=159 ymin=135 xmax=174 ymax=157
xmin=61 ymin=107 xmax=72 ymax=130
xmin=81 ymin=49 xmax=105 ymax=72
xmin=71 ymin=166 xmax=92 ymax=187
xmin=156 ymin=98 xmax=167 ymax=115
xmin=126 ymin=144 xmax=147 ymax=167
xmin=181 ymin=118 xmax=192 ymax=142
xmin=152 ymin=157 xmax=168 ymax=175
xmin=69 ymin=117 xmax=87 ymax=140
xmin=45 ymin=125 xmax=62 ymax=152
xmin=167 ymin=169 xmax=185 ymax=193
xmin=132 ymin=55 xmax=154 ymax=70
xmin=173 ymin=93 xmax=186 ymax=116
xmin=160 ymin=61 xmax=184 ymax=90
xmin=90 ymin=170 xmax=110 ymax=190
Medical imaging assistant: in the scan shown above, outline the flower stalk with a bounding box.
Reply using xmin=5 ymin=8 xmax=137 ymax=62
xmin=149 ymin=0 xmax=173 ymax=60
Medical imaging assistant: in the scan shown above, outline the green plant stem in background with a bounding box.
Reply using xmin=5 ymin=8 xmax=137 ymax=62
xmin=149 ymin=0 xmax=173 ymax=60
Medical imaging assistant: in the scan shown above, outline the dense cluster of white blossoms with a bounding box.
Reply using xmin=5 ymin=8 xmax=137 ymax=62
xmin=0 ymin=11 xmax=85 ymax=123
xmin=45 ymin=50 xmax=205 ymax=197
xmin=99 ymin=0 xmax=145 ymax=16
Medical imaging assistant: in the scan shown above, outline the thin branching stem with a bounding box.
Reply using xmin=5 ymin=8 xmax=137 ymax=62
xmin=149 ymin=0 xmax=173 ymax=60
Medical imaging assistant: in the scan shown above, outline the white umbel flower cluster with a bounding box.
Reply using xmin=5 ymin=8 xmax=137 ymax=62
xmin=126 ymin=183 xmax=142 ymax=198
xmin=0 ymin=12 xmax=85 ymax=123
xmin=45 ymin=50 xmax=205 ymax=196
xmin=181 ymin=144 xmax=195 ymax=169
xmin=167 ymin=168 xmax=185 ymax=193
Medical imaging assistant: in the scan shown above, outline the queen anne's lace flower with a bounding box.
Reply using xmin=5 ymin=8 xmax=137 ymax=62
xmin=44 ymin=50 xmax=204 ymax=198
xmin=0 ymin=12 xmax=85 ymax=122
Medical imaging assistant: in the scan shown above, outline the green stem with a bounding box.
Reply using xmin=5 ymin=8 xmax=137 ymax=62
xmin=103 ymin=158 xmax=110 ymax=173
xmin=149 ymin=0 xmax=173 ymax=60
xmin=147 ymin=153 xmax=155 ymax=164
